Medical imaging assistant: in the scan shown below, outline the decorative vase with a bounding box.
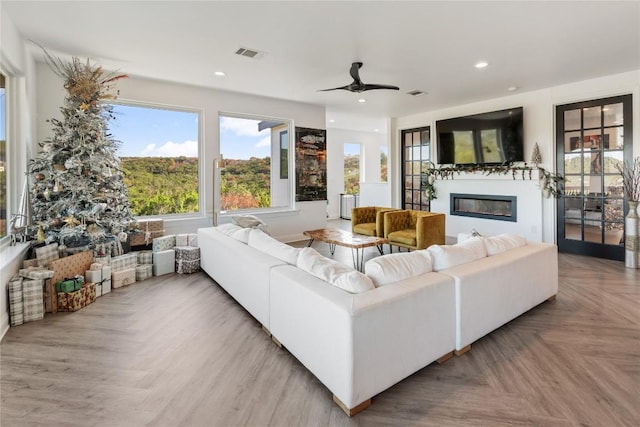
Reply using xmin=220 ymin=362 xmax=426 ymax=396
xmin=625 ymin=200 xmax=639 ymax=268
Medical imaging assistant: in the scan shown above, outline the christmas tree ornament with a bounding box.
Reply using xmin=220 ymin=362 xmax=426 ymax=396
xmin=53 ymin=179 xmax=62 ymax=193
xmin=43 ymin=188 xmax=51 ymax=200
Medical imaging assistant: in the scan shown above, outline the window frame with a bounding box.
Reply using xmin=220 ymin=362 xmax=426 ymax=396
xmin=217 ymin=111 xmax=295 ymax=216
xmin=110 ymin=100 xmax=204 ymax=219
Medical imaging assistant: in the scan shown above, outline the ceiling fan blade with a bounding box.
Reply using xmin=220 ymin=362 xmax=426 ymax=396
xmin=317 ymin=85 xmax=352 ymax=92
xmin=362 ymin=83 xmax=400 ymax=91
xmin=350 ymin=62 xmax=363 ymax=84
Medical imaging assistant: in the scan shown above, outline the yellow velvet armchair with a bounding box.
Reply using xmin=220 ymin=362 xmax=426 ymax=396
xmin=383 ymin=210 xmax=446 ymax=251
xmin=351 ymin=206 xmax=397 ymax=237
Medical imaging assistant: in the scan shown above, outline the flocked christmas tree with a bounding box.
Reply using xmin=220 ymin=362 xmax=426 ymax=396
xmin=28 ymin=53 xmax=137 ymax=253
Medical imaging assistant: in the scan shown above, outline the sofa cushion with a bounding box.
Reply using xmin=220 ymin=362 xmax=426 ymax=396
xmin=353 ymin=222 xmax=376 ymax=236
xmin=215 ymin=223 xmax=243 ymax=236
xmin=248 ymin=229 xmax=300 ymax=265
xmin=482 ymin=234 xmax=527 ymax=256
xmin=364 ymin=250 xmax=433 ymax=287
xmin=296 ymin=247 xmax=375 ymax=294
xmin=428 ymin=236 xmax=487 ymax=271
xmin=231 ymin=227 xmax=252 ymax=243
xmin=387 ymin=229 xmax=416 ymax=246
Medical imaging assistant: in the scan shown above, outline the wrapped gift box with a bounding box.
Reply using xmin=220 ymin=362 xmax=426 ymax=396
xmin=112 ymin=268 xmax=136 ymax=288
xmin=19 ymin=267 xmax=55 ymax=280
xmin=152 ymin=235 xmax=176 ymax=252
xmin=9 ymin=276 xmax=24 ymax=327
xmin=94 ymin=255 xmax=111 ymax=265
xmin=35 ymin=243 xmax=59 ymax=267
xmin=129 ymin=226 xmax=164 ymax=246
xmin=95 ymin=283 xmax=103 ymax=297
xmin=136 ymin=250 xmax=153 ymax=265
xmin=102 ymin=279 xmax=112 ymax=294
xmin=175 ymin=234 xmax=198 ymax=247
xmin=23 ymin=279 xmax=45 ymax=322
xmin=110 ymin=253 xmax=137 ymax=272
xmin=85 ymin=269 xmax=102 ymax=284
xmin=136 ymin=264 xmax=153 ymax=281
xmin=56 ymin=276 xmax=84 ymax=293
xmin=130 ymin=219 xmax=164 ymax=247
xmin=56 ymin=283 xmax=96 ymax=312
xmin=49 ymin=251 xmax=94 ymax=314
xmin=153 ymin=250 xmax=175 ymax=276
xmin=22 ymin=258 xmax=39 ymax=269
xmin=174 ymin=246 xmax=201 ymax=274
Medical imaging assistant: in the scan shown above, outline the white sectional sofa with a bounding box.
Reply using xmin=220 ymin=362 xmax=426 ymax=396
xmin=197 ymin=224 xmax=558 ymax=416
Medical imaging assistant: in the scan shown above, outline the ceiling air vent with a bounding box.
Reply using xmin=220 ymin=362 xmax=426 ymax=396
xmin=235 ymin=47 xmax=263 ymax=59
xmin=406 ymin=90 xmax=426 ymax=96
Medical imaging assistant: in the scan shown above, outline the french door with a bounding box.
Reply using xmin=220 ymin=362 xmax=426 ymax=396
xmin=401 ymin=126 xmax=431 ymax=211
xmin=556 ymin=94 xmax=632 ymax=260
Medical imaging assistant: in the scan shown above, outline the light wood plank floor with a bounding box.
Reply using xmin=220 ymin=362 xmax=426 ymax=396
xmin=2 ymin=232 xmax=639 ymax=426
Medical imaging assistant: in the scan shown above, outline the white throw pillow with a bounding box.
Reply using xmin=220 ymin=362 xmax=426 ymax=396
xmin=231 ymin=227 xmax=251 ymax=243
xmin=231 ymin=214 xmax=269 ymax=234
xmin=296 ymin=247 xmax=375 ymax=294
xmin=482 ymin=234 xmax=527 ymax=256
xmin=215 ymin=223 xmax=242 ymax=236
xmin=248 ymin=229 xmax=300 ymax=265
xmin=428 ymin=236 xmax=488 ymax=271
xmin=364 ymin=250 xmax=433 ymax=287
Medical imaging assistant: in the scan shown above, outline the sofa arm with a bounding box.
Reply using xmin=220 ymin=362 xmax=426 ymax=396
xmin=375 ymin=208 xmax=398 ymax=237
xmin=416 ymin=213 xmax=446 ymax=249
xmin=383 ymin=210 xmax=410 ymax=236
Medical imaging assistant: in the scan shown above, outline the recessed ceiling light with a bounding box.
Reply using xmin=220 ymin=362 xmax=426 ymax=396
xmin=374 ymin=128 xmax=379 ymax=132
xmin=329 ymin=119 xmax=335 ymax=123
xmin=507 ymin=86 xmax=518 ymax=92
xmin=358 ymin=98 xmax=367 ymax=103
xmin=475 ymin=61 xmax=489 ymax=69
xmin=214 ymin=71 xmax=226 ymax=76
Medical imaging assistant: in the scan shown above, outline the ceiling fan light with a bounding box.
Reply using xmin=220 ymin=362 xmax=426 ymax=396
xmin=358 ymin=98 xmax=367 ymax=103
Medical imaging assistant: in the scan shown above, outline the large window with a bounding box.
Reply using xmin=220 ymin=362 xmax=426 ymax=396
xmin=344 ymin=143 xmax=360 ymax=195
xmin=219 ymin=114 xmax=291 ymax=212
xmin=380 ymin=145 xmax=388 ymax=182
xmin=109 ymin=103 xmax=200 ymax=216
xmin=0 ymin=72 xmax=6 ymax=238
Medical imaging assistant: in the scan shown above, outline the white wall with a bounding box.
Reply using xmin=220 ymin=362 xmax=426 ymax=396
xmin=392 ymin=70 xmax=640 ymax=243
xmin=0 ymin=9 xmax=37 ymax=339
xmin=326 ymin=127 xmax=389 ymax=218
xmin=35 ymin=64 xmax=327 ymax=242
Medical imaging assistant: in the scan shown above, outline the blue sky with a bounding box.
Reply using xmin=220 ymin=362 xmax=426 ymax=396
xmin=109 ymin=104 xmax=270 ymax=159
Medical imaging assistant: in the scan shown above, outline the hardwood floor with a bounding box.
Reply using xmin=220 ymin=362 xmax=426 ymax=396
xmin=2 ymin=233 xmax=639 ymax=426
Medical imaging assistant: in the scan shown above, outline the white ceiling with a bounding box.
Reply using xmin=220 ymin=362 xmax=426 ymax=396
xmin=3 ymin=1 xmax=640 ymax=132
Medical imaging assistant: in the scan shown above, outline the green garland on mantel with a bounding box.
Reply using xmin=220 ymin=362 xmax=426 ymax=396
xmin=421 ymin=162 xmax=564 ymax=201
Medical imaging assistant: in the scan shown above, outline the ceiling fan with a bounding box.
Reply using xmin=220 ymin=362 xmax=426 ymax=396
xmin=319 ymin=62 xmax=399 ymax=93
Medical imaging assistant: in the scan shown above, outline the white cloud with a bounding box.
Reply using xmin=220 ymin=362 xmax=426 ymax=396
xmin=255 ymin=136 xmax=271 ymax=149
xmin=141 ymin=140 xmax=198 ymax=157
xmin=219 ymin=116 xmax=264 ymax=137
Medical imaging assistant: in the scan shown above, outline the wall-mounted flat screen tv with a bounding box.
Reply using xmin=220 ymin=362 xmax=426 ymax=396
xmin=436 ymin=107 xmax=524 ymax=165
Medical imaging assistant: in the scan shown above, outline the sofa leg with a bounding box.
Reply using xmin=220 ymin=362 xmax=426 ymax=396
xmin=271 ymin=335 xmax=283 ymax=348
xmin=454 ymin=344 xmax=471 ymax=356
xmin=333 ymin=395 xmax=371 ymax=417
xmin=547 ymin=294 xmax=557 ymax=302
xmin=436 ymin=351 xmax=454 ymax=364
xmin=261 ymin=325 xmax=271 ymax=337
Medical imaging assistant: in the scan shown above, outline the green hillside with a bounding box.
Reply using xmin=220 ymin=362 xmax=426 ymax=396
xmin=120 ymin=156 xmax=272 ymax=215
